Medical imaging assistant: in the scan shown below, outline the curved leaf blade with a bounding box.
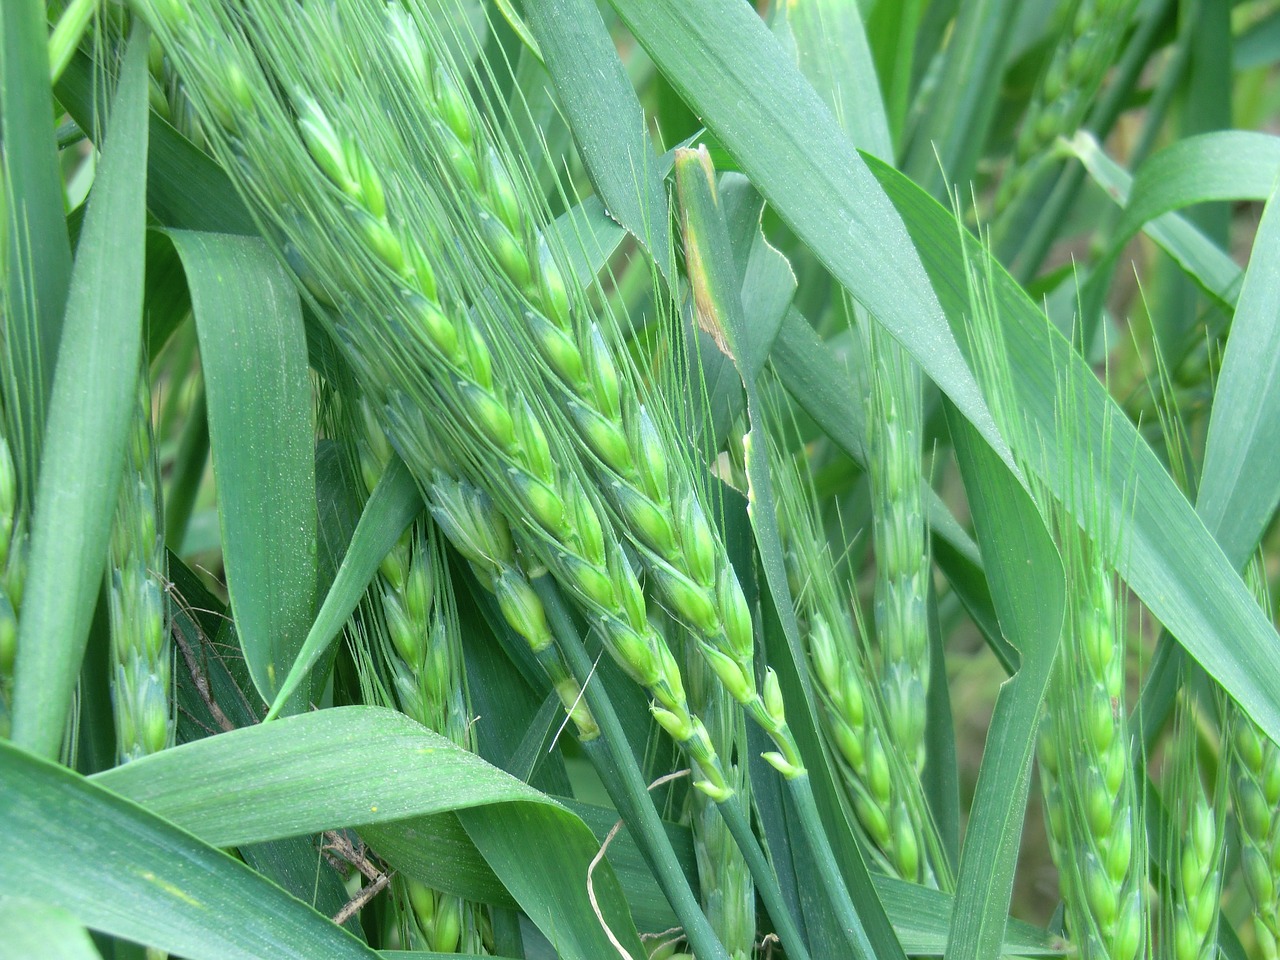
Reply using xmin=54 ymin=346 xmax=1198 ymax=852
xmin=945 ymin=403 xmax=1064 ymax=960
xmin=1198 ymin=184 xmax=1280 ymax=568
xmin=0 ymin=740 xmax=379 ymax=960
xmin=0 ymin=899 xmax=102 ymax=960
xmin=526 ymin=0 xmax=671 ymax=273
xmin=2 ymin=0 xmax=75 ymax=487
xmin=94 ymin=706 xmax=645 ymax=960
xmin=1116 ymin=131 xmax=1280 ymax=242
xmin=169 ymin=230 xmax=318 ymax=711
xmin=11 ymin=24 xmax=150 ymax=758
xmin=608 ymin=0 xmax=1007 ymax=464
xmin=267 ymin=455 xmax=422 ymax=719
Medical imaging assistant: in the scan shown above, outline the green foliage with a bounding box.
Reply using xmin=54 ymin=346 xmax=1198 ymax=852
xmin=8 ymin=2 xmax=1280 ymax=958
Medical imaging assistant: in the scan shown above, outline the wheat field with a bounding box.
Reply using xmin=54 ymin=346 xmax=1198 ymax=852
xmin=5 ymin=2 xmax=1280 ymax=958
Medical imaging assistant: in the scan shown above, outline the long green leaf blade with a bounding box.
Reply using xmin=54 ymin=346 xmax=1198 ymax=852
xmin=1115 ymin=131 xmax=1280 ymax=242
xmin=945 ymin=404 xmax=1064 ymax=960
xmin=2 ymin=0 xmax=75 ymax=488
xmin=0 ymin=899 xmax=102 ymax=960
xmin=608 ymin=0 xmax=1006 ymax=463
xmin=10 ymin=24 xmax=150 ymax=758
xmin=901 ymin=0 xmax=1018 ymax=194
xmin=1197 ymin=184 xmax=1280 ymax=567
xmin=525 ymin=0 xmax=671 ymax=272
xmin=0 ymin=740 xmax=380 ymax=960
xmin=773 ymin=0 xmax=892 ymax=162
xmin=169 ymin=230 xmax=318 ymax=711
xmin=95 ymin=706 xmax=645 ymax=960
xmin=267 ymin=455 xmax=421 ymax=718
xmin=56 ymin=51 xmax=257 ymax=235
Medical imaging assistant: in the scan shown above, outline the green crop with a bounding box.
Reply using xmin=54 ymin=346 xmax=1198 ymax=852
xmin=7 ymin=2 xmax=1280 ymax=958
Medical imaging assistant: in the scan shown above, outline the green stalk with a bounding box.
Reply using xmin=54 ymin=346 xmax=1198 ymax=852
xmin=535 ymin=578 xmax=731 ymax=960
xmin=784 ymin=772 xmax=878 ymax=960
xmin=680 ymin=607 xmax=755 ymax=959
xmin=547 ymin=577 xmax=813 ymax=960
xmin=48 ymin=0 xmax=99 ymax=83
xmin=713 ymin=789 xmax=812 ymax=960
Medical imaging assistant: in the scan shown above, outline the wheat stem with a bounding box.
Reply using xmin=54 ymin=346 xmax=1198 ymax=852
xmin=0 ymin=418 xmax=22 ymax=739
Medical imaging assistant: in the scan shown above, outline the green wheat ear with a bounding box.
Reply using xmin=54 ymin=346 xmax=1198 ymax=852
xmin=767 ymin=402 xmax=947 ymax=889
xmin=107 ymin=371 xmax=172 ymax=763
xmin=993 ymin=0 xmax=1141 ymax=226
xmin=1163 ymin=679 xmax=1225 ymax=960
xmin=960 ymin=223 xmax=1147 ymax=959
xmin=1232 ymin=558 xmax=1280 ymax=960
xmin=135 ymin=0 xmax=735 ymax=800
xmin=858 ymin=318 xmax=930 ymax=779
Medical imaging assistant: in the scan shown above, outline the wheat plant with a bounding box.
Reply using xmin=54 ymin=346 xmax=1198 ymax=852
xmin=7 ymin=2 xmax=1280 ymax=959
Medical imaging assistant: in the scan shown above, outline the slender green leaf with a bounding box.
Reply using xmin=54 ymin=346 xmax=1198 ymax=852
xmin=1065 ymin=132 xmax=1243 ymax=308
xmin=1116 ymin=131 xmax=1280 ymax=243
xmin=10 ymin=25 xmax=150 ymax=758
xmin=1238 ymin=8 xmax=1280 ymax=70
xmin=267 ymin=455 xmax=421 ymax=719
xmin=865 ymin=153 xmax=1280 ymax=752
xmin=0 ymin=899 xmax=102 ymax=960
xmin=56 ymin=51 xmax=257 ymax=235
xmin=525 ymin=0 xmax=671 ymax=274
xmin=1198 ymin=184 xmax=1280 ymax=568
xmin=239 ymin=837 xmax=365 ymax=942
xmin=608 ymin=0 xmax=1007 ymax=461
xmin=876 ymin=876 xmax=1064 ymax=956
xmin=945 ymin=403 xmax=1064 ymax=960
xmin=2 ymin=0 xmax=74 ymax=489
xmin=773 ymin=0 xmax=892 ymax=162
xmin=95 ymin=706 xmax=645 ymax=960
xmin=169 ymin=230 xmax=317 ymax=712
xmin=0 ymin=740 xmax=379 ymax=960
xmin=549 ymin=149 xmax=678 ymax=291
xmin=902 ymin=0 xmax=1018 ymax=195
xmin=1074 ymin=131 xmax=1280 ymax=330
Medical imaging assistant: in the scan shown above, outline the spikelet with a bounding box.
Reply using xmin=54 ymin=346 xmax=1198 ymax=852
xmin=769 ymin=416 xmax=945 ymax=888
xmin=1163 ymin=685 xmax=1224 ymax=960
xmin=107 ymin=374 xmax=171 ymax=762
xmin=858 ymin=320 xmax=930 ymax=778
xmin=1232 ymin=559 xmax=1280 ymax=959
